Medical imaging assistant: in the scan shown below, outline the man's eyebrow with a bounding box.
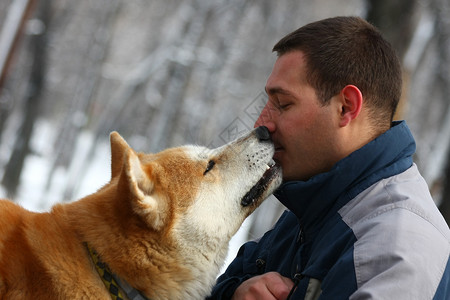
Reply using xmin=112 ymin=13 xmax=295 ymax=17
xmin=265 ymin=86 xmax=292 ymax=96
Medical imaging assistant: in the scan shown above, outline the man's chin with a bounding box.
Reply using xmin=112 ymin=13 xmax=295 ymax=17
xmin=280 ymin=165 xmax=308 ymax=182
xmin=274 ymin=153 xmax=303 ymax=181
xmin=273 ymin=151 xmax=284 ymax=164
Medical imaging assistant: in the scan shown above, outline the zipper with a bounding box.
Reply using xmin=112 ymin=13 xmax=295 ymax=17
xmin=288 ymin=223 xmax=305 ymax=299
xmin=296 ymin=226 xmax=304 ymax=244
xmin=286 ymin=273 xmax=303 ymax=300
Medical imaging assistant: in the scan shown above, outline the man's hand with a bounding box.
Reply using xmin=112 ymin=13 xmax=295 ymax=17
xmin=231 ymin=272 xmax=294 ymax=300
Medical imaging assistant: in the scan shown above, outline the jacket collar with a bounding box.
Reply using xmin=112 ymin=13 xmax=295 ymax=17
xmin=275 ymin=121 xmax=416 ymax=233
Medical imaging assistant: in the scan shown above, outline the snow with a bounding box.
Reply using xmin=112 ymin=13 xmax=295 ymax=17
xmin=5 ymin=120 xmax=110 ymax=211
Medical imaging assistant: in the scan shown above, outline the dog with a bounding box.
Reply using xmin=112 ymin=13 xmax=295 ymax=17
xmin=0 ymin=126 xmax=282 ymax=299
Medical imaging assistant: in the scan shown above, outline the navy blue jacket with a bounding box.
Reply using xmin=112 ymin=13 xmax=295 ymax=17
xmin=208 ymin=121 xmax=450 ymax=299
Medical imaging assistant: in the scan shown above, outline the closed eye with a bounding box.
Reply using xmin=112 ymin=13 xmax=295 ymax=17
xmin=278 ymin=103 xmax=292 ymax=110
xmin=204 ymin=160 xmax=215 ymax=175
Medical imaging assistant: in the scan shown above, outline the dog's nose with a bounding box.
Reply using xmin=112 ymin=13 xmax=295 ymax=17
xmin=255 ymin=126 xmax=270 ymax=141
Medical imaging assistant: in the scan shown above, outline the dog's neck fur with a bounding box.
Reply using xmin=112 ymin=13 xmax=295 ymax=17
xmin=85 ymin=242 xmax=149 ymax=300
xmin=53 ymin=179 xmax=222 ymax=300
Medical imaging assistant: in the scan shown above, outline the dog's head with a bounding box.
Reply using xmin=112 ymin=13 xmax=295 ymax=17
xmin=110 ymin=127 xmax=282 ymax=242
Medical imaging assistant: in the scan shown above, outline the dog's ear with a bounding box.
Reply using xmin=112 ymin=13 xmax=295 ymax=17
xmin=110 ymin=132 xmax=130 ymax=179
xmin=123 ymin=149 xmax=168 ymax=231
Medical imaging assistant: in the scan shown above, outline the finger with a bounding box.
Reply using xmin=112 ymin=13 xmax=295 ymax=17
xmin=264 ymin=273 xmax=294 ymax=299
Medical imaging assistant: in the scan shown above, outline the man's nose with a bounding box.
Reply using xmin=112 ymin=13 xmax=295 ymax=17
xmin=254 ymin=103 xmax=276 ymax=132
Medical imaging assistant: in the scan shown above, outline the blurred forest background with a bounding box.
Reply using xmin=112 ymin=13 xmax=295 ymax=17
xmin=1 ymin=0 xmax=450 ymax=255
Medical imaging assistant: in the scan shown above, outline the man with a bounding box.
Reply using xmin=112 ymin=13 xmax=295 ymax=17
xmin=207 ymin=16 xmax=450 ymax=299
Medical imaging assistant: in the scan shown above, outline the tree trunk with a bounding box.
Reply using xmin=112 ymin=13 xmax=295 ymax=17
xmin=1 ymin=0 xmax=49 ymax=197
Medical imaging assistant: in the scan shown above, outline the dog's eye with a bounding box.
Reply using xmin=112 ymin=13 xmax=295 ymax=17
xmin=204 ymin=160 xmax=215 ymax=175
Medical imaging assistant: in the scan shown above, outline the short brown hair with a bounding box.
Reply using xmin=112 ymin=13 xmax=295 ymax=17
xmin=273 ymin=16 xmax=402 ymax=125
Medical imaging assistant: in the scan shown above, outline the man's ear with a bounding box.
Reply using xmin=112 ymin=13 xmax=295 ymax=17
xmin=110 ymin=132 xmax=131 ymax=179
xmin=339 ymin=85 xmax=363 ymax=127
xmin=123 ymin=149 xmax=168 ymax=231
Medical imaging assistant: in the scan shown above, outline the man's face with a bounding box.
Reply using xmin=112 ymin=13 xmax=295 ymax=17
xmin=256 ymin=51 xmax=341 ymax=181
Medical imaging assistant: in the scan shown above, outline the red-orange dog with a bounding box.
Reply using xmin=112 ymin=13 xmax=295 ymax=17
xmin=0 ymin=127 xmax=281 ymax=299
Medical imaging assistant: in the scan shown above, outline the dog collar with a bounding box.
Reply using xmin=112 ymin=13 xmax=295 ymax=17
xmin=85 ymin=243 xmax=149 ymax=300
